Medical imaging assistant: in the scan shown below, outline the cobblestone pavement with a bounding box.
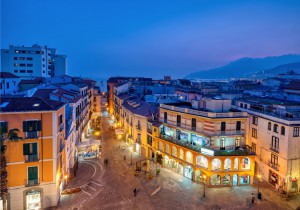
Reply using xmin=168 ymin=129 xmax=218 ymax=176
xmin=57 ymin=112 xmax=300 ymax=210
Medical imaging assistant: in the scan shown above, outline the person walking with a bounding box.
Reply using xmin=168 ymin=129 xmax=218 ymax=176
xmin=251 ymin=193 xmax=255 ymax=205
xmin=133 ymin=188 xmax=137 ymax=197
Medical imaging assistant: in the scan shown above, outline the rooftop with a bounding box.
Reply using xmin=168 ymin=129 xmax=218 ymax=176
xmin=0 ymin=97 xmax=65 ymax=112
xmin=123 ymin=99 xmax=158 ymax=117
xmin=0 ymin=72 xmax=19 ymax=79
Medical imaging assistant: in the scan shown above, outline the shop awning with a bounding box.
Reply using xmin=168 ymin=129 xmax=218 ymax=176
xmin=115 ymin=129 xmax=124 ymax=135
xmin=77 ymin=140 xmax=101 ymax=147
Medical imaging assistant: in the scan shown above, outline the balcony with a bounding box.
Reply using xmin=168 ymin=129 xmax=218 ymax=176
xmin=136 ymin=125 xmax=141 ymax=131
xmin=25 ymin=131 xmax=39 ymax=139
xmin=159 ymin=134 xmax=255 ymax=156
xmin=25 ymin=155 xmax=39 ymax=162
xmin=25 ymin=178 xmax=40 ymax=187
xmin=59 ymin=123 xmax=65 ymax=132
xmin=268 ymin=161 xmax=280 ymax=171
xmin=269 ymin=145 xmax=280 ymax=153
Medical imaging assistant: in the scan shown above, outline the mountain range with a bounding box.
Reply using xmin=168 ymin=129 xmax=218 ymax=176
xmin=185 ymin=54 xmax=300 ymax=79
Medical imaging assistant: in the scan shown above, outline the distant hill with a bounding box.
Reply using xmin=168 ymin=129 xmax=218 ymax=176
xmin=186 ymin=54 xmax=300 ymax=79
xmin=262 ymin=62 xmax=300 ymax=75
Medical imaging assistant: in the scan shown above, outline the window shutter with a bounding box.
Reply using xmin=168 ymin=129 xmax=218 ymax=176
xmin=23 ymin=143 xmax=29 ymax=155
xmin=33 ymin=143 xmax=38 ymax=155
xmin=0 ymin=122 xmax=8 ymax=133
xmin=28 ymin=167 xmax=38 ymax=180
xmin=23 ymin=121 xmax=28 ymax=132
xmin=37 ymin=121 xmax=42 ymax=131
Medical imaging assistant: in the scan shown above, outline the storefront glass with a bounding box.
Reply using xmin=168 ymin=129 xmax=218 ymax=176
xmin=223 ymin=175 xmax=231 ymax=185
xmin=191 ymin=134 xmax=210 ymax=147
xmin=241 ymin=158 xmax=250 ymax=170
xmin=26 ymin=190 xmax=41 ymax=210
xmin=212 ymin=158 xmax=221 ymax=171
xmin=196 ymin=155 xmax=208 ymax=168
xmin=240 ymin=175 xmax=250 ymax=185
xmin=184 ymin=166 xmax=193 ymax=179
xmin=210 ymin=174 xmax=221 ymax=186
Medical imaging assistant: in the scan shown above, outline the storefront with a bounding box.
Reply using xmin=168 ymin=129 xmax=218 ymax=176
xmin=184 ymin=165 xmax=193 ymax=180
xmin=269 ymin=170 xmax=279 ymax=186
xmin=77 ymin=140 xmax=101 ymax=159
xmin=135 ymin=143 xmax=140 ymax=154
xmin=164 ymin=156 xmax=184 ymax=175
xmin=25 ymin=189 xmax=42 ymax=210
xmin=191 ymin=133 xmax=210 ymax=147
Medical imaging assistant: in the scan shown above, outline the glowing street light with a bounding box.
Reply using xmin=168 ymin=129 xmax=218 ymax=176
xmin=130 ymin=147 xmax=133 ymax=165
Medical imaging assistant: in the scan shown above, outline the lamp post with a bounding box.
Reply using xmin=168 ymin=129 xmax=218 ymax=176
xmin=130 ymin=147 xmax=133 ymax=165
xmin=257 ymin=174 xmax=262 ymax=199
xmin=203 ymin=175 xmax=206 ymax=198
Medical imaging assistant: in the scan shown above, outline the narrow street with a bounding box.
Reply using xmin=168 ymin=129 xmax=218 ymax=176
xmin=57 ymin=110 xmax=300 ymax=210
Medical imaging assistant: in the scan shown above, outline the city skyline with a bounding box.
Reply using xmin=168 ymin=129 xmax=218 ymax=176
xmin=2 ymin=0 xmax=300 ymax=79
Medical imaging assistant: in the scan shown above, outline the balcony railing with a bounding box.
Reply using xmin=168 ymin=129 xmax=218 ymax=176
xmin=25 ymin=155 xmax=39 ymax=162
xmin=159 ymin=134 xmax=255 ymax=156
xmin=25 ymin=178 xmax=40 ymax=187
xmin=269 ymin=145 xmax=280 ymax=153
xmin=25 ymin=131 xmax=39 ymax=139
xmin=268 ymin=161 xmax=280 ymax=171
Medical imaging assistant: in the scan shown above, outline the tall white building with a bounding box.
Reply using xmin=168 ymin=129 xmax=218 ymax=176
xmin=1 ymin=44 xmax=67 ymax=78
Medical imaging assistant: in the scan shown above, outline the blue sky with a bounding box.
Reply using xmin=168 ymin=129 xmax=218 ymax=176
xmin=1 ymin=0 xmax=300 ymax=79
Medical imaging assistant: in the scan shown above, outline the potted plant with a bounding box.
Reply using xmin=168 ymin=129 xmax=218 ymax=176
xmin=156 ymin=168 xmax=160 ymax=175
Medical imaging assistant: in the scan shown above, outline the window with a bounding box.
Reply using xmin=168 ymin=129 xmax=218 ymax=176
xmin=220 ymin=137 xmax=225 ymax=150
xmin=19 ymin=57 xmax=26 ymax=60
xmin=293 ymin=127 xmax=299 ymax=137
xmin=252 ymin=143 xmax=256 ymax=153
xmin=240 ymin=103 xmax=243 ymax=108
xmin=27 ymin=70 xmax=33 ymax=73
xmin=15 ymin=50 xmax=19 ymax=53
xmin=14 ymin=63 xmax=18 ymax=66
xmin=221 ymin=122 xmax=226 ymax=132
xmin=271 ymin=136 xmax=279 ymax=152
xmin=164 ymin=112 xmax=167 ymax=123
xmin=14 ymin=57 xmax=18 ymax=60
xmin=27 ymin=57 xmax=33 ymax=60
xmin=58 ymin=114 xmax=63 ymax=126
xmin=0 ymin=122 xmax=8 ymax=133
xmin=20 ymin=70 xmax=26 ymax=73
xmin=268 ymin=122 xmax=271 ymax=131
xmin=281 ymin=126 xmax=285 ymax=136
xmin=236 ymin=121 xmax=241 ymax=131
xmin=20 ymin=63 xmax=26 ymax=67
xmin=27 ymin=166 xmax=38 ymax=185
xmin=6 ymin=82 xmax=9 ymax=89
xmin=252 ymin=128 xmax=257 ymax=138
xmin=271 ymin=154 xmax=278 ymax=165
xmin=235 ymin=137 xmax=240 ymax=148
xmin=147 ymin=135 xmax=152 ymax=146
xmin=252 ymin=116 xmax=258 ymax=125
xmin=273 ymin=124 xmax=278 ymax=133
xmin=177 ymin=115 xmax=181 ymax=127
xmin=244 ymin=104 xmax=248 ymax=109
xmin=23 ymin=120 xmax=42 ymax=132
xmin=27 ymin=64 xmax=33 ymax=67
xmin=23 ymin=143 xmax=38 ymax=156
xmin=14 ymin=70 xmax=18 ymax=73
xmin=191 ymin=118 xmax=196 ymax=131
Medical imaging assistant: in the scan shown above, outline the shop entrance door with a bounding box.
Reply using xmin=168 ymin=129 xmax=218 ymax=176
xmin=184 ymin=166 xmax=193 ymax=180
xmin=233 ymin=174 xmax=238 ymax=186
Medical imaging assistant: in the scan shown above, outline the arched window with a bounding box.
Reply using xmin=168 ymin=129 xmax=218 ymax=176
xmin=165 ymin=144 xmax=170 ymax=154
xmin=224 ymin=158 xmax=231 ymax=170
xmin=268 ymin=122 xmax=271 ymax=131
xmin=281 ymin=126 xmax=285 ymax=136
xmin=234 ymin=158 xmax=239 ymax=171
xmin=186 ymin=151 xmax=193 ymax=164
xmin=273 ymin=124 xmax=278 ymax=133
xmin=171 ymin=146 xmax=177 ymax=157
xmin=212 ymin=158 xmax=221 ymax=171
xmin=196 ymin=156 xmax=208 ymax=168
xmin=210 ymin=174 xmax=221 ymax=186
xmin=179 ymin=149 xmax=184 ymax=160
xmin=241 ymin=157 xmax=251 ymax=170
xmin=158 ymin=141 xmax=163 ymax=151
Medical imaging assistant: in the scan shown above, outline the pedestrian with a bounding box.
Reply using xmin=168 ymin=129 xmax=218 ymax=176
xmin=124 ymin=155 xmax=126 ymax=160
xmin=251 ymin=193 xmax=255 ymax=205
xmin=106 ymin=159 xmax=109 ymax=166
xmin=133 ymin=188 xmax=137 ymax=197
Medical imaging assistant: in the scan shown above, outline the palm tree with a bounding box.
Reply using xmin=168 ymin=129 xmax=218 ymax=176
xmin=0 ymin=127 xmax=8 ymax=210
xmin=0 ymin=128 xmax=22 ymax=210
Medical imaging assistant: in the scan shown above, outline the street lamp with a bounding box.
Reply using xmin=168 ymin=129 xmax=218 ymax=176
xmin=202 ymin=175 xmax=206 ymax=197
xmin=130 ymin=147 xmax=133 ymax=165
xmin=257 ymin=174 xmax=262 ymax=199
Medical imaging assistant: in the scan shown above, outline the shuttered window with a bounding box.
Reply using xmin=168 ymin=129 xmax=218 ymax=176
xmin=23 ymin=120 xmax=41 ymax=132
xmin=28 ymin=166 xmax=38 ymax=181
xmin=23 ymin=143 xmax=38 ymax=155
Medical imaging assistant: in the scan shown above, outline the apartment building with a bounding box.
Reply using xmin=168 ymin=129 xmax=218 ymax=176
xmin=1 ymin=44 xmax=67 ymax=78
xmin=0 ymin=72 xmax=21 ymax=95
xmin=152 ymin=98 xmax=255 ymax=187
xmin=0 ymin=97 xmax=66 ymax=209
xmin=234 ymin=97 xmax=300 ymax=193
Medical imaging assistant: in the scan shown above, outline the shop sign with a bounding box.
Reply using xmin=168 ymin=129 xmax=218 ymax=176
xmin=26 ymin=190 xmax=41 ymax=210
xmin=201 ymin=148 xmax=214 ymax=156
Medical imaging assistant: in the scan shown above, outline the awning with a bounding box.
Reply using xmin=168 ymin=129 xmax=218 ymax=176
xmin=115 ymin=129 xmax=124 ymax=135
xmin=77 ymin=140 xmax=101 ymax=147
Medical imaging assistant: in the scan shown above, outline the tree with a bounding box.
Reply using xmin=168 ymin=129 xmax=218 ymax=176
xmin=7 ymin=128 xmax=22 ymax=141
xmin=0 ymin=127 xmax=8 ymax=210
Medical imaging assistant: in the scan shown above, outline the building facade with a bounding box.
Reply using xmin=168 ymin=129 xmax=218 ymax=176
xmin=234 ymin=98 xmax=300 ymax=193
xmin=1 ymin=44 xmax=67 ymax=78
xmin=0 ymin=97 xmax=66 ymax=209
xmin=0 ymin=72 xmax=21 ymax=95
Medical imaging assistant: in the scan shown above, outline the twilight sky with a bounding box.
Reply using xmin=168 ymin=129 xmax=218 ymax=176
xmin=1 ymin=0 xmax=300 ymax=79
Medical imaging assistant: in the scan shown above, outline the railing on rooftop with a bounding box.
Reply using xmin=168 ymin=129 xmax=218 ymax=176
xmin=160 ymin=104 xmax=247 ymax=118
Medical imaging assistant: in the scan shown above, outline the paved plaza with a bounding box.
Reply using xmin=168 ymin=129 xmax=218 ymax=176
xmin=56 ymin=113 xmax=300 ymax=210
